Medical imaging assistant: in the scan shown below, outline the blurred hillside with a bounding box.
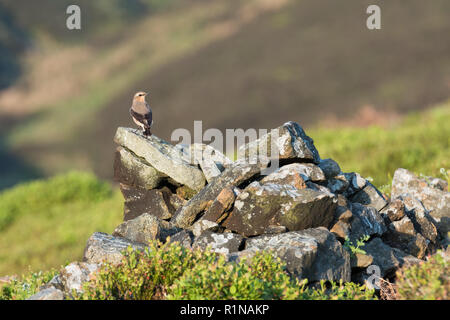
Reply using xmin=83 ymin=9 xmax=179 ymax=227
xmin=0 ymin=0 xmax=449 ymax=189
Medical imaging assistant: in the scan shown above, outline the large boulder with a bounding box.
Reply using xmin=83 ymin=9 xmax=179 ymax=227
xmin=114 ymin=127 xmax=206 ymax=191
xmin=391 ymin=168 xmax=450 ymax=234
xmin=114 ymin=146 xmax=166 ymax=190
xmin=237 ymin=122 xmax=321 ymax=163
xmin=171 ymin=157 xmax=270 ymax=228
xmin=83 ymin=232 xmax=146 ymax=265
xmin=222 ymin=182 xmax=337 ymax=237
xmin=244 ymin=228 xmax=351 ymax=282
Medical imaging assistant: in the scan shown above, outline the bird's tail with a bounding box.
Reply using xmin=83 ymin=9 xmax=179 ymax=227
xmin=144 ymin=127 xmax=152 ymax=136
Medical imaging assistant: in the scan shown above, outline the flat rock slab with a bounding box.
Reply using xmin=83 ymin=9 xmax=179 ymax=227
xmin=223 ymin=182 xmax=337 ymax=237
xmin=114 ymin=127 xmax=206 ymax=191
xmin=350 ymin=182 xmax=387 ymax=211
xmin=83 ymin=232 xmax=146 ymax=265
xmin=171 ymin=157 xmax=270 ymax=228
xmin=192 ymin=231 xmax=244 ymax=255
xmin=237 ymin=121 xmax=321 ymax=163
xmin=261 ymin=163 xmax=325 ymax=186
xmin=245 ymin=227 xmax=351 ymax=282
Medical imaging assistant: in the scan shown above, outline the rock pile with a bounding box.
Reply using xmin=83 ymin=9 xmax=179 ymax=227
xmin=29 ymin=122 xmax=449 ymax=299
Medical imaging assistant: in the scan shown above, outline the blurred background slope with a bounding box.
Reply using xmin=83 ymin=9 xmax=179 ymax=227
xmin=0 ymin=0 xmax=449 ymax=276
xmin=0 ymin=0 xmax=449 ymax=189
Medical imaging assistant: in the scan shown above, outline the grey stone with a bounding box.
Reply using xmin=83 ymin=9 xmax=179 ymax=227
xmin=342 ymin=172 xmax=368 ymax=198
xmin=391 ymin=168 xmax=450 ymax=233
xmin=27 ymin=287 xmax=64 ymax=300
xmin=192 ymin=231 xmax=244 ymax=255
xmin=380 ymin=199 xmax=406 ymax=223
xmin=237 ymin=121 xmax=321 ymax=163
xmin=245 ymin=228 xmax=351 ymax=282
xmin=113 ymin=213 xmax=162 ymax=244
xmin=222 ymin=182 xmax=337 ymax=237
xmin=168 ymin=230 xmax=195 ymax=249
xmin=351 ymin=253 xmax=374 ymax=269
xmin=263 ymin=163 xmax=326 ymax=183
xmin=120 ymin=184 xmax=173 ymax=221
xmin=171 ymin=157 xmax=270 ymax=228
xmin=199 ymin=187 xmax=236 ymax=224
xmin=327 ymin=175 xmax=350 ymax=194
xmin=114 ymin=127 xmax=206 ymax=191
xmin=318 ymin=158 xmax=341 ymax=179
xmin=113 ymin=146 xmax=166 ymax=189
xmin=350 ymin=182 xmax=388 ymax=211
xmin=83 ymin=232 xmax=146 ymax=265
xmin=59 ymin=262 xmax=99 ymax=295
xmin=190 ymin=220 xmax=220 ymax=237
xmin=348 ymin=203 xmax=387 ymax=243
xmin=260 ymin=164 xmax=308 ymax=189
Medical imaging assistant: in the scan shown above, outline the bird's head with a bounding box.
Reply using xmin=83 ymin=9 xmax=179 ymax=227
xmin=133 ymin=91 xmax=149 ymax=102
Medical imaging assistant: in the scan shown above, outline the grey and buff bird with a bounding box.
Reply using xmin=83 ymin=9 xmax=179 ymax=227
xmin=130 ymin=91 xmax=153 ymax=136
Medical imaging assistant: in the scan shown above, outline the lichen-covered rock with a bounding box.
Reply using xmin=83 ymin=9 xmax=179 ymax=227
xmin=363 ymin=238 xmax=421 ymax=277
xmin=327 ymin=175 xmax=350 ymax=194
xmin=237 ymin=121 xmax=321 ymax=163
xmin=59 ymin=262 xmax=99 ymax=295
xmin=318 ymin=158 xmax=341 ymax=179
xmin=348 ymin=203 xmax=387 ymax=243
xmin=172 ymin=157 xmax=270 ymax=228
xmin=27 ymin=287 xmax=64 ymax=300
xmin=245 ymin=228 xmax=351 ymax=282
xmin=120 ymin=184 xmax=173 ymax=221
xmin=114 ymin=127 xmax=206 ymax=191
xmin=83 ymin=232 xmax=146 ymax=265
xmin=113 ymin=213 xmax=162 ymax=244
xmin=350 ymin=182 xmax=388 ymax=211
xmin=261 ymin=163 xmax=325 ymax=185
xmin=397 ymin=194 xmax=439 ymax=243
xmin=222 ymin=182 xmax=337 ymax=237
xmin=168 ymin=230 xmax=195 ymax=249
xmin=342 ymin=172 xmax=368 ymax=198
xmin=192 ymin=231 xmax=243 ymax=255
xmin=391 ymin=168 xmax=450 ymax=234
xmin=190 ymin=220 xmax=220 ymax=237
xmin=114 ymin=146 xmax=166 ymax=189
xmin=380 ymin=199 xmax=406 ymax=223
xmin=382 ymin=216 xmax=429 ymax=259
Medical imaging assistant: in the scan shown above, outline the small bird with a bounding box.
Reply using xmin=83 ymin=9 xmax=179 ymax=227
xmin=130 ymin=91 xmax=153 ymax=136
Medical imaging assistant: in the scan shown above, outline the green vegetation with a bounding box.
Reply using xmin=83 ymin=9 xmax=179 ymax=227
xmin=394 ymin=251 xmax=449 ymax=300
xmin=0 ymin=172 xmax=123 ymax=276
xmin=343 ymin=235 xmax=370 ymax=257
xmin=311 ymin=102 xmax=450 ymax=188
xmin=0 ymin=269 xmax=57 ymax=300
xmin=76 ymin=241 xmax=376 ymax=300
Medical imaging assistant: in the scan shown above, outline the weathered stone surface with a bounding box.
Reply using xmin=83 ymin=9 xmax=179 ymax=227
xmin=168 ymin=230 xmax=195 ymax=249
xmin=183 ymin=143 xmax=232 ymax=183
xmin=191 ymin=220 xmax=220 ymax=237
xmin=342 ymin=172 xmax=368 ymax=198
xmin=380 ymin=199 xmax=406 ymax=223
xmin=168 ymin=192 xmax=187 ymax=211
xmin=114 ymin=146 xmax=166 ymax=189
xmin=363 ymin=238 xmax=421 ymax=277
xmin=114 ymin=127 xmax=206 ymax=191
xmin=120 ymin=184 xmax=172 ymax=221
xmin=83 ymin=232 xmax=146 ymax=265
xmin=382 ymin=216 xmax=429 ymax=259
xmin=172 ymin=157 xmax=270 ymax=228
xmin=59 ymin=262 xmax=99 ymax=295
xmin=391 ymin=168 xmax=450 ymax=232
xmin=260 ymin=164 xmax=307 ymax=189
xmin=199 ymin=187 xmax=236 ymax=223
xmin=327 ymin=175 xmax=350 ymax=194
xmin=351 ymin=253 xmax=374 ymax=269
xmin=245 ymin=228 xmax=351 ymax=282
xmin=264 ymin=225 xmax=288 ymax=234
xmin=397 ymin=194 xmax=439 ymax=243
xmin=350 ymin=182 xmax=388 ymax=211
xmin=223 ymin=182 xmax=337 ymax=237
xmin=192 ymin=231 xmax=244 ymax=255
xmin=113 ymin=213 xmax=162 ymax=244
xmin=318 ymin=158 xmax=341 ymax=179
xmin=27 ymin=287 xmax=64 ymax=300
xmin=348 ymin=203 xmax=387 ymax=243
xmin=237 ymin=121 xmax=321 ymax=163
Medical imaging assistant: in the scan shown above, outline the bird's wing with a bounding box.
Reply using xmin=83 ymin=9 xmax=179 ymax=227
xmin=130 ymin=107 xmax=152 ymax=127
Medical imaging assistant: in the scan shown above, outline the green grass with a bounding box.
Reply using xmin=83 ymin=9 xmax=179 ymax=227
xmin=0 ymin=172 xmax=123 ymax=276
xmin=311 ymin=101 xmax=450 ymax=189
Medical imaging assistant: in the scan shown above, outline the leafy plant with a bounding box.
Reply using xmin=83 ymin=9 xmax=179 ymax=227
xmin=0 ymin=269 xmax=57 ymax=300
xmin=395 ymin=251 xmax=449 ymax=300
xmin=343 ymin=235 xmax=370 ymax=257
